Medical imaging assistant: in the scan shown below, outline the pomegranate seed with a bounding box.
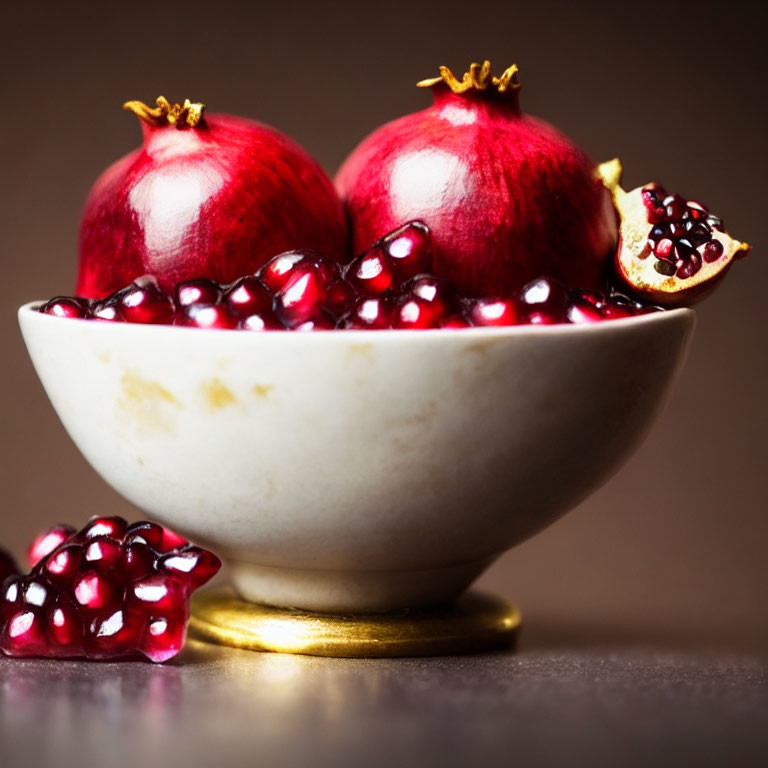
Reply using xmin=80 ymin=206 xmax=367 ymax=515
xmin=654 ymin=239 xmax=674 ymax=259
xmin=571 ymin=290 xmax=608 ymax=310
xmin=47 ymin=597 xmax=83 ymax=653
xmin=258 ymin=250 xmax=316 ymax=293
xmin=40 ymin=297 xmax=89 ymax=319
xmin=175 ymin=278 xmax=222 ymax=307
xmin=81 ymin=516 xmax=128 ymax=541
xmin=90 ymin=300 xmax=121 ymax=322
xmin=526 ymin=310 xmax=562 ymax=325
xmin=125 ymin=521 xmax=187 ymax=552
xmin=84 ymin=537 xmax=123 ymax=570
xmin=118 ymin=276 xmax=174 ymax=324
xmin=393 ymin=297 xmax=443 ymax=329
xmin=86 ymin=609 xmax=144 ymax=659
xmin=176 ymin=303 xmax=239 ymax=330
xmin=565 ymin=300 xmax=604 ymax=324
xmin=397 ymin=275 xmax=458 ymax=326
xmin=120 ymin=542 xmax=157 ymax=582
xmin=2 ymin=609 xmax=48 ymax=657
xmin=345 ymin=250 xmax=396 ymax=296
xmin=378 ymin=221 xmax=433 ymax=283
xmin=42 ymin=545 xmax=82 ymax=585
xmin=27 ymin=525 xmax=76 ymax=568
xmin=519 ymin=277 xmax=567 ymax=318
xmin=702 ymin=240 xmax=724 ymax=262
xmin=468 ymin=299 xmax=519 ymax=326
xmin=275 ymin=268 xmax=326 ymax=327
xmin=159 ymin=547 xmax=222 ymax=589
xmin=141 ymin=614 xmax=188 ymax=663
xmin=340 ymin=297 xmax=393 ymax=329
xmin=130 ymin=575 xmax=186 ymax=614
xmin=74 ymin=571 xmax=120 ymax=613
xmin=223 ymin=275 xmax=273 ymax=317
xmin=676 ymin=253 xmax=702 ymax=279
xmin=239 ymin=312 xmax=283 ymax=331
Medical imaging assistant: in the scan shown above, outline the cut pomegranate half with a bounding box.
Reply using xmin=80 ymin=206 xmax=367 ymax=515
xmin=599 ymin=159 xmax=750 ymax=306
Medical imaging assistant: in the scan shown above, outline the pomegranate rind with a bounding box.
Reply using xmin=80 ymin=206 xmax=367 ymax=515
xmin=598 ymin=158 xmax=750 ymax=306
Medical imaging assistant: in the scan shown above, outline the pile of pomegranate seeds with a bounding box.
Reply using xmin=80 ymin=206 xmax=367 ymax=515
xmin=39 ymin=221 xmax=659 ymax=329
xmin=642 ymin=185 xmax=725 ymax=279
xmin=0 ymin=517 xmax=220 ymax=663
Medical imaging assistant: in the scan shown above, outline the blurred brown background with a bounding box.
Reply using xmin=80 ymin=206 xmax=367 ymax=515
xmin=1 ymin=0 xmax=765 ymax=652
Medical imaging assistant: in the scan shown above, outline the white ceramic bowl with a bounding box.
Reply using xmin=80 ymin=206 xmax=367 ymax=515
xmin=19 ymin=304 xmax=694 ymax=612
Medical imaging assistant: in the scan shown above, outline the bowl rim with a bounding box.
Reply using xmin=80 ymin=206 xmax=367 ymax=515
xmin=18 ymin=301 xmax=696 ymax=343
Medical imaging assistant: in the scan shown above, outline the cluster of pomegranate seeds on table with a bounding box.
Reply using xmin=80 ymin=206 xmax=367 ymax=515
xmin=0 ymin=518 xmax=219 ymax=662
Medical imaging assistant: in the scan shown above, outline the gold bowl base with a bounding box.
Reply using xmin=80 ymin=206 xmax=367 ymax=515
xmin=189 ymin=588 xmax=521 ymax=658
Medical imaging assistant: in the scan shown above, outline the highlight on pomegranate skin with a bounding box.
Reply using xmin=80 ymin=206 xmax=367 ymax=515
xmin=598 ymin=159 xmax=751 ymax=306
xmin=0 ymin=516 xmax=220 ymax=663
xmin=336 ymin=60 xmax=618 ymax=298
xmin=39 ymin=221 xmax=662 ymax=329
xmin=77 ymin=96 xmax=347 ymax=299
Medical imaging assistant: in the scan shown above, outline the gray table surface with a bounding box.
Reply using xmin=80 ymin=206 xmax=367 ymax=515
xmin=1 ymin=629 xmax=766 ymax=768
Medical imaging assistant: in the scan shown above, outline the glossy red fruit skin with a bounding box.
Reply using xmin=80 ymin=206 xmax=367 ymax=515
xmin=78 ymin=108 xmax=347 ymax=299
xmin=336 ymin=67 xmax=617 ymax=297
xmin=467 ymin=298 xmax=519 ymax=327
xmin=40 ymin=297 xmax=89 ymax=319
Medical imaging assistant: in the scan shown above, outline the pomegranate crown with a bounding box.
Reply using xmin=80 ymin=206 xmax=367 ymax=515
xmin=123 ymin=96 xmax=206 ymax=129
xmin=417 ymin=60 xmax=520 ymax=95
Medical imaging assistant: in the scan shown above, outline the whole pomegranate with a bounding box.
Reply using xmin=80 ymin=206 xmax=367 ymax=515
xmin=78 ymin=96 xmax=347 ymax=298
xmin=336 ymin=61 xmax=618 ymax=297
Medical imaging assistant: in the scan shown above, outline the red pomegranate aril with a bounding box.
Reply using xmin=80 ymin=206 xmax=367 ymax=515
xmin=176 ymin=303 xmax=239 ymax=330
xmin=527 ymin=310 xmax=562 ymax=325
xmin=27 ymin=525 xmax=76 ymax=569
xmin=159 ymin=548 xmax=221 ymax=589
xmin=73 ymin=571 xmax=120 ymax=612
xmin=82 ymin=516 xmax=129 ymax=541
xmin=23 ymin=579 xmax=52 ymax=609
xmin=42 ymin=545 xmax=82 ymax=584
xmin=130 ymin=575 xmax=186 ymax=614
xmin=175 ymin=279 xmax=222 ymax=307
xmin=125 ymin=521 xmax=187 ymax=552
xmin=258 ymin=250 xmax=315 ymax=293
xmin=84 ymin=537 xmax=123 ymax=570
xmin=120 ymin=542 xmax=157 ymax=582
xmin=142 ymin=614 xmax=188 ymax=663
xmin=90 ymin=300 xmax=121 ymax=322
xmin=378 ymin=221 xmax=433 ymax=283
xmin=48 ymin=598 xmax=83 ymax=652
xmin=40 ymin=297 xmax=89 ymax=319
xmin=702 ymin=240 xmax=724 ymax=262
xmin=572 ymin=290 xmax=607 ymax=310
xmin=275 ymin=268 xmax=327 ymax=327
xmin=393 ymin=297 xmax=444 ymax=329
xmin=565 ymin=300 xmax=603 ymax=324
xmin=676 ymin=253 xmax=702 ymax=279
xmin=119 ymin=276 xmax=174 ymax=324
xmin=239 ymin=312 xmax=282 ymax=331
xmin=341 ymin=296 xmax=393 ymax=329
xmin=223 ymin=275 xmax=273 ymax=317
xmin=345 ymin=250 xmax=396 ymax=297
xmin=519 ymin=277 xmax=567 ymax=317
xmin=655 ymin=239 xmax=674 ymax=259
xmin=0 ymin=549 xmax=18 ymax=583
xmin=468 ymin=298 xmax=519 ymax=327
xmin=2 ymin=609 xmax=48 ymax=656
xmin=86 ymin=609 xmax=144 ymax=659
